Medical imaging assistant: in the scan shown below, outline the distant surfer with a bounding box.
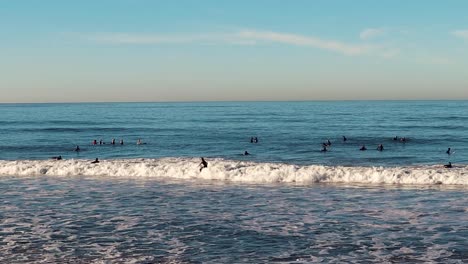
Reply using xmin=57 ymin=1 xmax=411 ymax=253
xmin=120 ymin=139 xmax=124 ymax=145
xmin=446 ymin=148 xmax=452 ymax=155
xmin=92 ymin=139 xmax=97 ymax=145
xmin=244 ymin=151 xmax=250 ymax=155
xmin=137 ymin=139 xmax=142 ymax=145
xmin=199 ymin=157 xmax=208 ymax=172
xmin=51 ymin=155 xmax=62 ymax=160
xmin=91 ymin=158 xmax=99 ymax=164
xmin=359 ymin=145 xmax=367 ymax=151
xmin=74 ymin=145 xmax=80 ymax=152
xmin=321 ymin=145 xmax=328 ymax=152
xmin=111 ymin=138 xmax=115 ymax=145
xmin=327 ymin=139 xmax=331 ymax=146
xmin=400 ymin=137 xmax=407 ymax=143
xmin=393 ymin=136 xmax=398 ymax=141
xmin=342 ymin=136 xmax=347 ymax=142
xmin=250 ymin=137 xmax=254 ymax=143
xmin=99 ymin=139 xmax=104 ymax=145
xmin=444 ymin=162 xmax=452 ymax=168
xmin=254 ymin=137 xmax=258 ymax=143
xmin=377 ymin=144 xmax=384 ymax=151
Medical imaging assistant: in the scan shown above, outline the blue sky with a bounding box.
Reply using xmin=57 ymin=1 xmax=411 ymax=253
xmin=1 ymin=0 xmax=467 ymax=102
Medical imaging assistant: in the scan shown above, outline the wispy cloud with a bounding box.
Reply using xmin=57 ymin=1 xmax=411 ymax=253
xmin=451 ymin=30 xmax=468 ymax=40
xmin=82 ymin=30 xmax=396 ymax=57
xmin=359 ymin=28 xmax=385 ymax=40
xmin=236 ymin=30 xmax=371 ymax=55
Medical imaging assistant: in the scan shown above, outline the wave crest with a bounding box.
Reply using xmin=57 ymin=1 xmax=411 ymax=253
xmin=0 ymin=158 xmax=466 ymax=185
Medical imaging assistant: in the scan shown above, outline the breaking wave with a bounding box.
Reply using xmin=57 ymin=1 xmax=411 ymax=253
xmin=0 ymin=158 xmax=467 ymax=185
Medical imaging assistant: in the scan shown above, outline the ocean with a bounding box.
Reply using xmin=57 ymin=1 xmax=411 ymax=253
xmin=0 ymin=101 xmax=467 ymax=262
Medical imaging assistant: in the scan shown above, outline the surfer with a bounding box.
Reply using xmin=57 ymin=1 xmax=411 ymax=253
xmin=393 ymin=136 xmax=398 ymax=141
xmin=74 ymin=145 xmax=80 ymax=152
xmin=51 ymin=155 xmax=62 ymax=160
xmin=254 ymin=137 xmax=258 ymax=143
xmin=244 ymin=151 xmax=250 ymax=155
xmin=343 ymin=136 xmax=347 ymax=142
xmin=99 ymin=139 xmax=104 ymax=145
xmin=137 ymin=139 xmax=142 ymax=145
xmin=400 ymin=137 xmax=407 ymax=143
xmin=250 ymin=137 xmax=254 ymax=143
xmin=327 ymin=139 xmax=331 ymax=146
xmin=321 ymin=145 xmax=328 ymax=152
xmin=92 ymin=139 xmax=97 ymax=145
xmin=446 ymin=148 xmax=452 ymax=155
xmin=120 ymin=139 xmax=124 ymax=145
xmin=91 ymin=158 xmax=99 ymax=164
xmin=111 ymin=138 xmax=115 ymax=145
xmin=199 ymin=157 xmax=208 ymax=172
xmin=377 ymin=144 xmax=384 ymax=151
xmin=359 ymin=145 xmax=367 ymax=151
xmin=444 ymin=162 xmax=452 ymax=168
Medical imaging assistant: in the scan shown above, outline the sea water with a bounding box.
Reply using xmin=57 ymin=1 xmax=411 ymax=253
xmin=0 ymin=101 xmax=467 ymax=262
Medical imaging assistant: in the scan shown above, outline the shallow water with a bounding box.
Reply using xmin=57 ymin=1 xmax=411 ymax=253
xmin=1 ymin=176 xmax=467 ymax=263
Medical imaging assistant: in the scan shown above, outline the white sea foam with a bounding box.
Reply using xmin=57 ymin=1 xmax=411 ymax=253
xmin=0 ymin=158 xmax=467 ymax=185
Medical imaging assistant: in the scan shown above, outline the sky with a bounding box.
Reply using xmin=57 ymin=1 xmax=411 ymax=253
xmin=1 ymin=0 xmax=468 ymax=103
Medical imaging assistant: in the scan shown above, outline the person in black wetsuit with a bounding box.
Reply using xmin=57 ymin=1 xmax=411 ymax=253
xmin=446 ymin=148 xmax=452 ymax=155
xmin=244 ymin=151 xmax=250 ymax=155
xmin=377 ymin=144 xmax=384 ymax=151
xmin=74 ymin=145 xmax=80 ymax=152
xmin=342 ymin=136 xmax=347 ymax=142
xmin=444 ymin=162 xmax=452 ymax=168
xmin=199 ymin=157 xmax=208 ymax=172
xmin=51 ymin=155 xmax=62 ymax=160
xmin=359 ymin=145 xmax=367 ymax=151
xmin=91 ymin=158 xmax=99 ymax=164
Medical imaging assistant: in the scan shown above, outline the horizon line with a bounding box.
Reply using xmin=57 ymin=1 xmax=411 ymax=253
xmin=1 ymin=99 xmax=468 ymax=105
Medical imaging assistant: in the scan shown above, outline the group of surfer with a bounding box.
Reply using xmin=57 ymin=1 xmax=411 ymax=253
xmin=321 ymin=135 xmax=413 ymax=153
xmin=57 ymin=135 xmax=455 ymax=169
xmin=92 ymin=139 xmax=124 ymax=145
xmin=91 ymin=138 xmax=147 ymax=145
xmin=319 ymin=136 xmax=454 ymax=168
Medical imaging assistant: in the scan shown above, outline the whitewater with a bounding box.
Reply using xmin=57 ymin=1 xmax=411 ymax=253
xmin=1 ymin=158 xmax=466 ymax=185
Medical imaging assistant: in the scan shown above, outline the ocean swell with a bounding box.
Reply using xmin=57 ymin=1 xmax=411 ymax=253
xmin=0 ymin=158 xmax=466 ymax=185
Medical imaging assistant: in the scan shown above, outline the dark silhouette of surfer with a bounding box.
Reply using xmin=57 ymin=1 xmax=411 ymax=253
xmin=359 ymin=145 xmax=367 ymax=151
xmin=377 ymin=144 xmax=384 ymax=151
xmin=74 ymin=145 xmax=80 ymax=152
xmin=321 ymin=145 xmax=328 ymax=152
xmin=199 ymin=157 xmax=208 ymax=172
xmin=244 ymin=151 xmax=250 ymax=155
xmin=342 ymin=136 xmax=347 ymax=142
xmin=51 ymin=155 xmax=62 ymax=160
xmin=91 ymin=158 xmax=99 ymax=164
xmin=446 ymin=148 xmax=452 ymax=155
xmin=444 ymin=162 xmax=452 ymax=168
